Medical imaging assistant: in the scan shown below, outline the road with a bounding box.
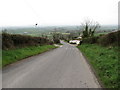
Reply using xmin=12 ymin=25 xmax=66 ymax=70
xmin=3 ymin=41 xmax=101 ymax=88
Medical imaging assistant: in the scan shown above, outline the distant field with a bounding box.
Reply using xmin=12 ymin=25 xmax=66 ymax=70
xmin=77 ymin=44 xmax=119 ymax=88
xmin=1 ymin=25 xmax=117 ymax=35
xmin=2 ymin=45 xmax=57 ymax=67
xmin=95 ymin=32 xmax=110 ymax=36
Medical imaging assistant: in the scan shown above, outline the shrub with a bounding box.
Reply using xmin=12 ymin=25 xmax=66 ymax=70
xmin=82 ymin=30 xmax=120 ymax=47
xmin=82 ymin=36 xmax=99 ymax=44
xmin=98 ymin=31 xmax=120 ymax=46
xmin=2 ymin=33 xmax=53 ymax=50
xmin=53 ymin=39 xmax=60 ymax=44
xmin=2 ymin=33 xmax=14 ymax=49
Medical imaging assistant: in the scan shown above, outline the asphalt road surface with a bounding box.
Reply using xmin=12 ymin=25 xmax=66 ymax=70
xmin=3 ymin=41 xmax=101 ymax=88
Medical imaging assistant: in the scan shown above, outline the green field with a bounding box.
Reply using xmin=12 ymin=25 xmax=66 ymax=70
xmin=2 ymin=45 xmax=57 ymax=67
xmin=94 ymin=32 xmax=110 ymax=36
xmin=77 ymin=44 xmax=119 ymax=88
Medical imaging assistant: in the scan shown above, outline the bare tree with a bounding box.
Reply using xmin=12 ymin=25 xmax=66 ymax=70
xmin=81 ymin=20 xmax=100 ymax=38
xmin=2 ymin=29 xmax=8 ymax=34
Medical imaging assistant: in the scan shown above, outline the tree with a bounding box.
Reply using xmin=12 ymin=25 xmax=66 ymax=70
xmin=81 ymin=20 xmax=100 ymax=38
xmin=2 ymin=29 xmax=8 ymax=34
xmin=52 ymin=30 xmax=61 ymax=44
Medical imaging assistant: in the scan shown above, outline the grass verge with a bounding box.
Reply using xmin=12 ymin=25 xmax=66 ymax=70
xmin=77 ymin=44 xmax=119 ymax=88
xmin=58 ymin=43 xmax=63 ymax=45
xmin=2 ymin=45 xmax=57 ymax=67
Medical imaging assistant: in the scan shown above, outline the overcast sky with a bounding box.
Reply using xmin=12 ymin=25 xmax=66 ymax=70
xmin=0 ymin=0 xmax=119 ymax=27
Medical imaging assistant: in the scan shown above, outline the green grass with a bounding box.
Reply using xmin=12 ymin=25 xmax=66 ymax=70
xmin=57 ymin=43 xmax=63 ymax=45
xmin=77 ymin=44 xmax=119 ymax=88
xmin=2 ymin=45 xmax=57 ymax=67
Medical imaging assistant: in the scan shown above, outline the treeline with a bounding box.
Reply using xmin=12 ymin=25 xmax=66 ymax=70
xmin=82 ymin=30 xmax=120 ymax=47
xmin=2 ymin=33 xmax=54 ymax=50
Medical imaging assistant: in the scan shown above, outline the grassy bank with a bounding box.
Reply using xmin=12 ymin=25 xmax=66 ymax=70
xmin=2 ymin=45 xmax=57 ymax=67
xmin=77 ymin=44 xmax=119 ymax=88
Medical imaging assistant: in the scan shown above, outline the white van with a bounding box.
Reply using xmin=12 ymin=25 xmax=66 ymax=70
xmin=69 ymin=40 xmax=80 ymax=45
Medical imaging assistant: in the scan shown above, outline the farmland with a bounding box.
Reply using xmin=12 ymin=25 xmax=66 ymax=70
xmin=1 ymin=25 xmax=117 ymax=36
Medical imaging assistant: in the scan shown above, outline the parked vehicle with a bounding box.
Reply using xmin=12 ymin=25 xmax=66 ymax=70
xmin=69 ymin=40 xmax=80 ymax=45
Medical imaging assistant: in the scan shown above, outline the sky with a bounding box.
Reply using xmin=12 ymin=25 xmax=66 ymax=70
xmin=0 ymin=0 xmax=119 ymax=27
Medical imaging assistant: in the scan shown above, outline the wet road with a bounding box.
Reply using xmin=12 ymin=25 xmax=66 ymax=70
xmin=3 ymin=41 xmax=101 ymax=88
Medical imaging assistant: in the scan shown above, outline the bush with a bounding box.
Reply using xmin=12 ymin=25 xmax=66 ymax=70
xmin=98 ymin=31 xmax=120 ymax=46
xmin=82 ymin=36 xmax=99 ymax=44
xmin=2 ymin=33 xmax=53 ymax=50
xmin=2 ymin=33 xmax=14 ymax=49
xmin=53 ymin=39 xmax=60 ymax=44
xmin=82 ymin=31 xmax=120 ymax=47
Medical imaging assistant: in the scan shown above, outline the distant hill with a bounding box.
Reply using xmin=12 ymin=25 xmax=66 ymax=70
xmin=0 ymin=25 xmax=117 ymax=36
